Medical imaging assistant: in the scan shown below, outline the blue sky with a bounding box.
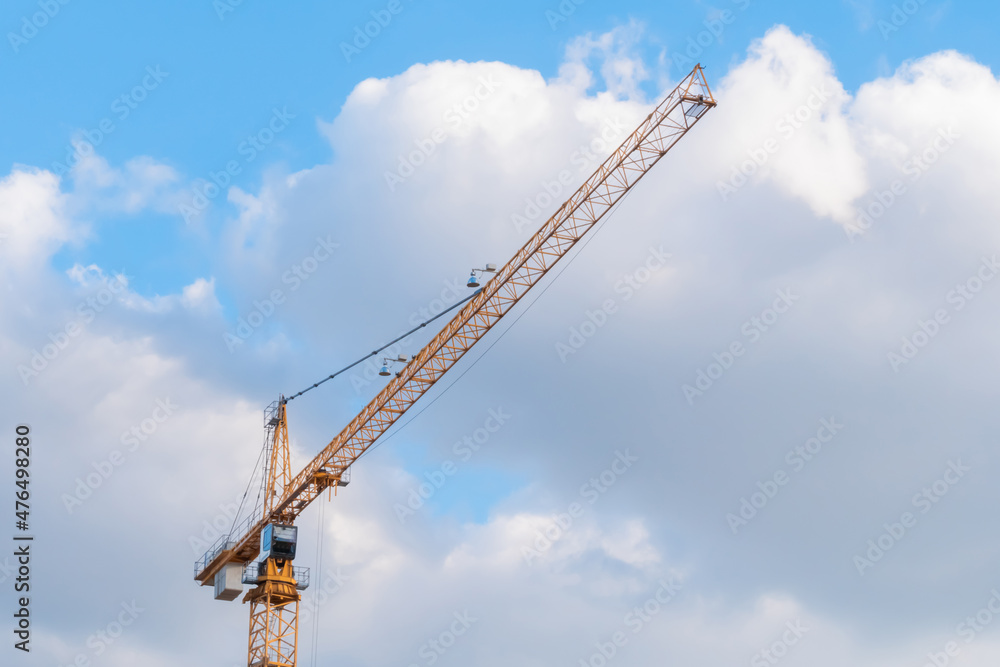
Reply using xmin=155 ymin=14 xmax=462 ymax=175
xmin=6 ymin=1 xmax=1000 ymax=665
xmin=3 ymin=0 xmax=993 ymax=301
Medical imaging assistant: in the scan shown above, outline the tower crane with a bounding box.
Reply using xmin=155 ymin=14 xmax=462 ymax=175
xmin=193 ymin=64 xmax=715 ymax=667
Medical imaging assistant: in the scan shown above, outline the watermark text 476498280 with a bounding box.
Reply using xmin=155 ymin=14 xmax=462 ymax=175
xmin=13 ymin=423 xmax=33 ymax=652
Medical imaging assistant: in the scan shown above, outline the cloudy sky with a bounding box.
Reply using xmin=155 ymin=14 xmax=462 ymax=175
xmin=4 ymin=1 xmax=1000 ymax=665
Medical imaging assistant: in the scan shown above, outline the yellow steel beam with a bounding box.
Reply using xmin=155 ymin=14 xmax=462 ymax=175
xmin=195 ymin=64 xmax=715 ymax=586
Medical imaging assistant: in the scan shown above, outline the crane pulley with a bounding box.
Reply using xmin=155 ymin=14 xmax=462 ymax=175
xmin=193 ymin=64 xmax=715 ymax=667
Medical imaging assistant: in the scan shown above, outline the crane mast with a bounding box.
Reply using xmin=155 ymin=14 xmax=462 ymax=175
xmin=194 ymin=64 xmax=715 ymax=667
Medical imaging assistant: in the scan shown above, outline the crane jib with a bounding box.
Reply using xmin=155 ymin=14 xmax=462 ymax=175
xmin=194 ymin=65 xmax=715 ymax=587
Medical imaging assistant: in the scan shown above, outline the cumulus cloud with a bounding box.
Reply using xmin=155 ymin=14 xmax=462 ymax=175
xmin=0 ymin=167 xmax=75 ymax=270
xmin=708 ymin=26 xmax=869 ymax=224
xmin=7 ymin=21 xmax=1000 ymax=667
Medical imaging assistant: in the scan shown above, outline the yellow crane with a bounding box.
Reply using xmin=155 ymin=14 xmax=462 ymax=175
xmin=193 ymin=64 xmax=715 ymax=667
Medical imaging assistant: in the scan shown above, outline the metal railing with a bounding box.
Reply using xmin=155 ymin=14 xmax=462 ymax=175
xmin=241 ymin=563 xmax=310 ymax=590
xmin=193 ymin=507 xmax=263 ymax=578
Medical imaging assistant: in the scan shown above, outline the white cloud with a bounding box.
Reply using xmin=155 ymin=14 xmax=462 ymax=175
xmin=7 ymin=22 xmax=1000 ymax=667
xmin=0 ymin=167 xmax=75 ymax=270
xmin=69 ymin=150 xmax=181 ymax=214
xmin=558 ymin=20 xmax=652 ymax=100
xmin=708 ymin=26 xmax=869 ymax=224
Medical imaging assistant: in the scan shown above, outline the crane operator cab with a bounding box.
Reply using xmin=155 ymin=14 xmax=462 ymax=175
xmin=256 ymin=523 xmax=298 ymax=581
xmin=213 ymin=524 xmax=300 ymax=602
xmin=247 ymin=522 xmax=308 ymax=592
xmin=261 ymin=523 xmax=297 ymax=561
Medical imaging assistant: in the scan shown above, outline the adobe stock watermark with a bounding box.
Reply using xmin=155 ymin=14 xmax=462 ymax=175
xmin=521 ymin=449 xmax=639 ymax=565
xmin=716 ymin=84 xmax=832 ymax=201
xmin=682 ymin=288 xmax=799 ymax=405
xmin=845 ymin=126 xmax=959 ymax=242
xmin=61 ymin=398 xmax=180 ymax=514
xmin=887 ymin=255 xmax=999 ymax=372
xmin=340 ymin=0 xmax=414 ymax=63
xmin=188 ymin=494 xmax=245 ymax=557
xmin=405 ymin=610 xmax=478 ymax=667
xmin=299 ymin=567 xmax=352 ymax=626
xmin=919 ymin=587 xmax=1000 ymax=667
xmin=384 ymin=75 xmax=501 ymax=191
xmin=52 ymin=65 xmax=169 ymax=176
xmin=877 ymin=0 xmax=932 ymax=40
xmin=556 ymin=245 xmax=671 ymax=363
xmin=544 ymin=0 xmax=586 ymax=30
xmin=7 ymin=0 xmax=73 ymax=54
xmin=18 ymin=272 xmax=130 ymax=386
xmin=853 ymin=459 xmax=971 ymax=576
xmin=670 ymin=0 xmax=754 ymax=75
xmin=384 ymin=74 xmax=501 ymax=190
xmin=55 ymin=600 xmax=144 ymax=667
xmin=213 ymin=0 xmax=248 ymax=20
xmin=393 ymin=407 xmax=512 ymax=523
xmin=726 ymin=417 xmax=845 ymax=534
xmin=510 ymin=117 xmax=628 ymax=236
xmin=179 ymin=106 xmax=296 ymax=223
xmin=578 ymin=577 xmax=683 ymax=667
xmin=0 ymin=557 xmax=15 ymax=586
xmin=223 ymin=235 xmax=339 ymax=352
xmin=351 ymin=276 xmax=466 ymax=393
xmin=750 ymin=620 xmax=809 ymax=667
